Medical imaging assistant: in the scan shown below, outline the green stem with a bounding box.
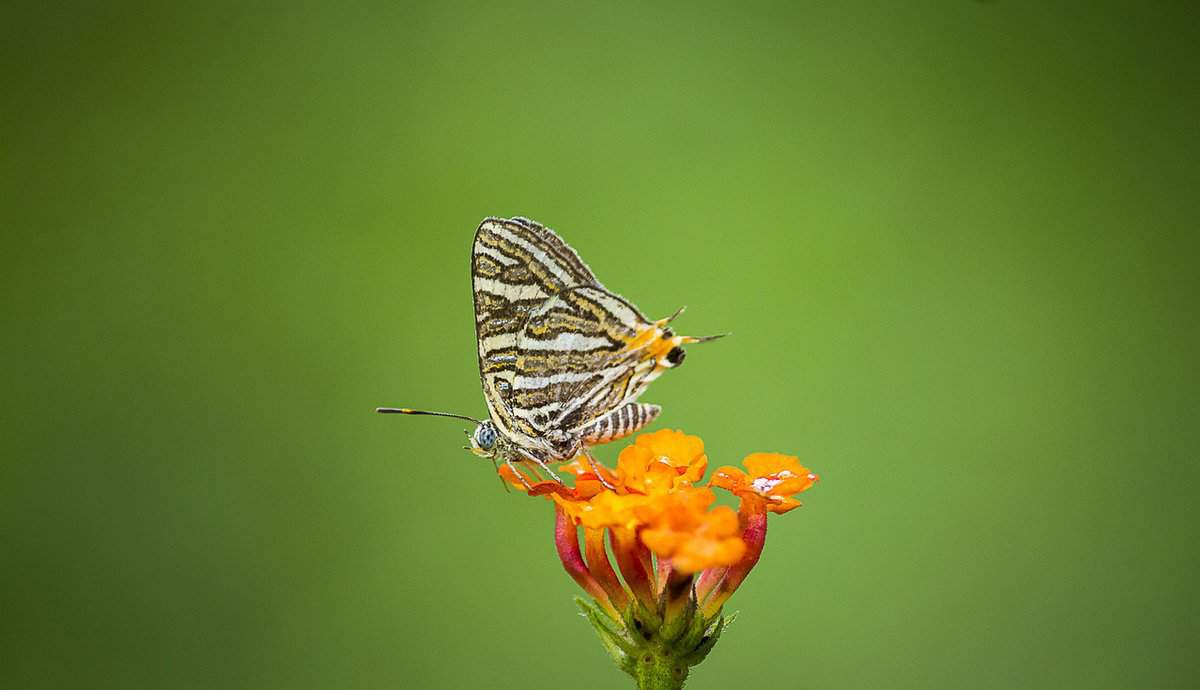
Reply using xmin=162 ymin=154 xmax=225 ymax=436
xmin=631 ymin=642 xmax=689 ymax=690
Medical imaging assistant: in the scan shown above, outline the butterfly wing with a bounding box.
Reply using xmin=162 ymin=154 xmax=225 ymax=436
xmin=471 ymin=217 xmax=600 ymax=444
xmin=512 ymin=285 xmax=679 ymax=444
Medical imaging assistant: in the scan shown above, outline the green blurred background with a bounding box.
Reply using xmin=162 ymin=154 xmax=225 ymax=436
xmin=3 ymin=2 xmax=1197 ymax=688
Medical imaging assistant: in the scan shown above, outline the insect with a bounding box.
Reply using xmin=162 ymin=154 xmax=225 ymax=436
xmin=378 ymin=216 xmax=722 ymax=487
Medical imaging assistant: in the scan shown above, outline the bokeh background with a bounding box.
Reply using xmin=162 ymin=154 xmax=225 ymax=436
xmin=3 ymin=2 xmax=1197 ymax=688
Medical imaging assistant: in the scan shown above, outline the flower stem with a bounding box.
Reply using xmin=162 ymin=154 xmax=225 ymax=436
xmin=631 ymin=643 xmax=689 ymax=690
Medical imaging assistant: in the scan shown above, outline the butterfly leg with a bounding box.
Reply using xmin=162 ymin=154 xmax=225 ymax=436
xmin=579 ymin=449 xmax=618 ymax=491
xmin=518 ymin=449 xmax=563 ymax=484
xmin=502 ymin=456 xmax=536 ymax=491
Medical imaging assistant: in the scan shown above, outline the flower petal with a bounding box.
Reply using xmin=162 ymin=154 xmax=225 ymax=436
xmin=634 ymin=429 xmax=706 ymax=467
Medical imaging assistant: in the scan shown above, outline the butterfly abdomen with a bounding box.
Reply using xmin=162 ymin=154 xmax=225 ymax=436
xmin=580 ymin=402 xmax=662 ymax=445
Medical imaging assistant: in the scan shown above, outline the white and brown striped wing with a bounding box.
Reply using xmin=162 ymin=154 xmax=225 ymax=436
xmin=511 ymin=285 xmax=677 ymax=440
xmin=471 ymin=217 xmax=600 ymax=441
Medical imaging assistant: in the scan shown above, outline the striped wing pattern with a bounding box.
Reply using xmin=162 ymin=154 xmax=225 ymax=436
xmin=471 ymin=216 xmax=689 ymax=462
xmin=513 ymin=287 xmax=665 ymax=435
xmin=472 ymin=217 xmax=599 ymax=444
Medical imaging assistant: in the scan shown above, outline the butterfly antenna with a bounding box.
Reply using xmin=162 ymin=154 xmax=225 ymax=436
xmin=376 ymin=407 xmax=483 ymax=424
xmin=683 ymin=333 xmax=731 ymax=344
xmin=663 ymin=305 xmax=688 ymax=324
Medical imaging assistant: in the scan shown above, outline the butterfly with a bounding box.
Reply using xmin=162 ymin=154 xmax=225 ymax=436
xmin=378 ymin=216 xmax=722 ymax=486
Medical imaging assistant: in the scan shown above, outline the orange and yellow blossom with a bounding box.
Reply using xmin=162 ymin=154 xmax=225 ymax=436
xmin=528 ymin=428 xmax=712 ymax=532
xmin=620 ymin=429 xmax=708 ymax=489
xmin=502 ymin=430 xmax=819 ymax=690
xmin=710 ymin=452 xmax=819 ymax=514
xmin=638 ymin=487 xmax=745 ymax=574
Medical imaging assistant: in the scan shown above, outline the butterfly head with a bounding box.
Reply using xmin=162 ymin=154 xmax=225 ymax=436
xmin=468 ymin=420 xmax=501 ymax=458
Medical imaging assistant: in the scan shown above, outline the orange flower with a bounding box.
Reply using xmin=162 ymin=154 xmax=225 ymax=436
xmin=514 ymin=430 xmax=820 ymax=687
xmin=633 ymin=429 xmax=708 ymax=480
xmin=639 ymin=488 xmax=746 ymax=573
xmin=616 ymin=429 xmax=707 ymax=495
xmin=710 ymin=452 xmax=819 ymax=514
xmin=554 ymin=490 xmax=655 ymax=531
xmin=555 ymin=457 xmax=613 ymax=500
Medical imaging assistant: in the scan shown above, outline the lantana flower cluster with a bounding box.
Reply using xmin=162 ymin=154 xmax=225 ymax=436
xmin=499 ymin=429 xmax=818 ymax=689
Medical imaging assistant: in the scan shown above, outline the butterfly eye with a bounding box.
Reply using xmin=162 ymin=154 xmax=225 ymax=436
xmin=473 ymin=423 xmax=497 ymax=451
